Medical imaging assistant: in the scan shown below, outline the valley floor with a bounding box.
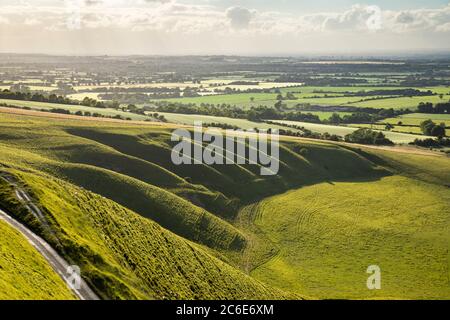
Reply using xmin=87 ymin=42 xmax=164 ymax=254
xmin=248 ymin=176 xmax=450 ymax=299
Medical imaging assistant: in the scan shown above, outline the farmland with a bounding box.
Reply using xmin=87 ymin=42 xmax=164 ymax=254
xmin=270 ymin=120 xmax=429 ymax=144
xmin=157 ymin=112 xmax=302 ymax=131
xmin=347 ymin=113 xmax=450 ymax=136
xmin=0 ymin=98 xmax=152 ymax=121
xmin=0 ymin=97 xmax=439 ymax=144
xmin=153 ymin=86 xmax=450 ymax=111
xmin=383 ymin=113 xmax=450 ymax=126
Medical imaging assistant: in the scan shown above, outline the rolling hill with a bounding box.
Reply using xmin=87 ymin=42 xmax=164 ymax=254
xmin=0 ymin=109 xmax=448 ymax=300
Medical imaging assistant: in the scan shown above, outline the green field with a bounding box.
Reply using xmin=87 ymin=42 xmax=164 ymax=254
xmin=0 ymin=110 xmax=449 ymax=299
xmin=345 ymin=95 xmax=450 ymax=109
xmin=349 ymin=123 xmax=424 ymax=135
xmin=251 ymin=172 xmax=450 ymax=299
xmin=0 ymin=99 xmax=152 ymax=121
xmin=271 ymin=119 xmax=429 ymax=143
xmin=351 ymin=113 xmax=450 ymax=136
xmin=157 ymin=112 xmax=302 ymax=132
xmin=152 ymin=86 xmax=450 ymax=110
xmin=383 ymin=113 xmax=450 ymax=126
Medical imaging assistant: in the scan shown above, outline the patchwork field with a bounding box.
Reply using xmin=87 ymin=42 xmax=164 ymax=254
xmin=345 ymin=95 xmax=450 ymax=109
xmin=157 ymin=112 xmax=302 ymax=132
xmin=383 ymin=113 xmax=450 ymax=126
xmin=270 ymin=119 xmax=429 ymax=143
xmin=153 ymin=86 xmax=450 ymax=110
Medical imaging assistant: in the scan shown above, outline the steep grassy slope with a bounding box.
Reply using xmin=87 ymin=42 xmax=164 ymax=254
xmin=0 ymin=120 xmax=246 ymax=251
xmin=0 ymin=166 xmax=291 ymax=300
xmin=0 ymin=219 xmax=75 ymax=300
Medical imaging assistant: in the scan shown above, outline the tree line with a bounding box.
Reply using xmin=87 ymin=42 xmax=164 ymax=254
xmin=0 ymin=89 xmax=119 ymax=109
xmin=417 ymin=102 xmax=450 ymax=114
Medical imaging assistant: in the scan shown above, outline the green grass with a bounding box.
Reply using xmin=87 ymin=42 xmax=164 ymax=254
xmin=0 ymin=113 xmax=294 ymax=299
xmin=271 ymin=119 xmax=428 ymax=143
xmin=250 ymin=173 xmax=450 ymax=299
xmin=9 ymin=170 xmax=287 ymax=299
xmin=0 ymin=110 xmax=448 ymax=300
xmin=157 ymin=112 xmax=302 ymax=132
xmin=383 ymin=113 xmax=450 ymax=126
xmin=349 ymin=124 xmax=424 ymax=135
xmin=0 ymin=219 xmax=75 ymax=300
xmin=353 ymin=113 xmax=450 ymax=136
xmin=152 ymin=86 xmax=449 ymax=110
xmin=0 ymin=99 xmax=151 ymax=120
xmin=345 ymin=95 xmax=450 ymax=109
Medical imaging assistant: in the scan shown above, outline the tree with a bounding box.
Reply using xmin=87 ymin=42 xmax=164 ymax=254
xmin=430 ymin=125 xmax=445 ymax=138
xmin=417 ymin=102 xmax=434 ymax=113
xmin=329 ymin=113 xmax=342 ymax=124
xmin=285 ymin=92 xmax=297 ymax=100
xmin=420 ymin=119 xmax=446 ymax=137
xmin=385 ymin=123 xmax=394 ymax=131
xmin=344 ymin=128 xmax=393 ymax=145
xmin=420 ymin=119 xmax=436 ymax=135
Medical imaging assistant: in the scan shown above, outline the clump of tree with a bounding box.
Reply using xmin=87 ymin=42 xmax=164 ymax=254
xmin=417 ymin=102 xmax=450 ymax=114
xmin=203 ymin=122 xmax=240 ymax=130
xmin=264 ymin=121 xmax=342 ymax=142
xmin=410 ymin=138 xmax=450 ymax=148
xmin=276 ymin=92 xmax=297 ymax=101
xmin=326 ymin=112 xmax=376 ymax=125
xmin=420 ymin=120 xmax=446 ymax=137
xmin=149 ymin=112 xmax=167 ymax=122
xmin=344 ymin=128 xmax=394 ymax=145
xmin=49 ymin=108 xmax=71 ymax=115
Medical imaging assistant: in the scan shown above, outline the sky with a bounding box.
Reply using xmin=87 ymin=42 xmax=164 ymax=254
xmin=0 ymin=0 xmax=450 ymax=55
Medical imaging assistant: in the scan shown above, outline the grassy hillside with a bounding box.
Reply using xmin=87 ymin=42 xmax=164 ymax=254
xmin=0 ymin=218 xmax=75 ymax=300
xmin=0 ymin=169 xmax=288 ymax=299
xmin=0 ymin=110 xmax=448 ymax=300
xmin=0 ymin=99 xmax=151 ymax=121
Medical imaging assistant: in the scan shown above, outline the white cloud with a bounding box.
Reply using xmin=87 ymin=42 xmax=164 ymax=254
xmin=0 ymin=1 xmax=449 ymax=54
xmin=384 ymin=4 xmax=450 ymax=32
xmin=226 ymin=6 xmax=253 ymax=29
xmin=322 ymin=5 xmax=382 ymax=32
